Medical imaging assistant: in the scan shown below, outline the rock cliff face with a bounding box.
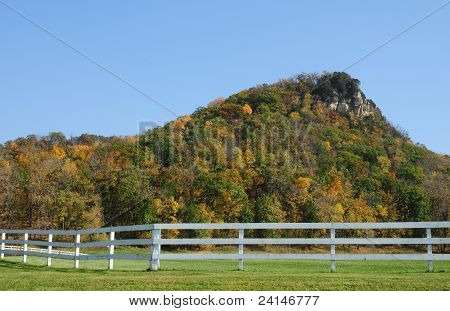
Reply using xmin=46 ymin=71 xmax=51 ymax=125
xmin=310 ymin=72 xmax=375 ymax=118
xmin=326 ymin=90 xmax=375 ymax=117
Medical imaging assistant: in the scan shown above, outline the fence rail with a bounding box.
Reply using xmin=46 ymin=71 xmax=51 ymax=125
xmin=1 ymin=222 xmax=449 ymax=272
xmin=2 ymin=245 xmax=87 ymax=256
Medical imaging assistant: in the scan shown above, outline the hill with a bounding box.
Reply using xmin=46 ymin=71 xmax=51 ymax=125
xmin=0 ymin=72 xmax=448 ymax=233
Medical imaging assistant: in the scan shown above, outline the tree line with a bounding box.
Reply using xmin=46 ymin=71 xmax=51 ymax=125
xmin=0 ymin=72 xmax=448 ymax=239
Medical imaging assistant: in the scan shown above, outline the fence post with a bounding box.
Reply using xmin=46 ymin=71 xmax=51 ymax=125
xmin=74 ymin=232 xmax=80 ymax=269
xmin=150 ymin=229 xmax=161 ymax=271
xmin=1 ymin=232 xmax=5 ymax=259
xmin=330 ymin=227 xmax=336 ymax=272
xmin=426 ymin=228 xmax=433 ymax=272
xmin=23 ymin=232 xmax=28 ymax=263
xmin=108 ymin=231 xmax=115 ymax=270
xmin=238 ymin=229 xmax=244 ymax=270
xmin=47 ymin=234 xmax=53 ymax=266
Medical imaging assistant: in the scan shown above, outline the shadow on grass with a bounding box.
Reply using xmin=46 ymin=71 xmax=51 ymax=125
xmin=0 ymin=260 xmax=147 ymax=274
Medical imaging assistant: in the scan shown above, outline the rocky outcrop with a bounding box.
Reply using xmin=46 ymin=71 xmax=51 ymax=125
xmin=326 ymin=90 xmax=374 ymax=117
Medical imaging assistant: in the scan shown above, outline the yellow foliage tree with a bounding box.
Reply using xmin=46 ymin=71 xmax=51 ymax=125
xmin=154 ymin=197 xmax=180 ymax=238
xmin=327 ymin=175 xmax=343 ymax=196
xmin=49 ymin=146 xmax=66 ymax=159
xmin=71 ymin=145 xmax=93 ymax=161
xmin=377 ymin=155 xmax=391 ymax=172
xmin=62 ymin=160 xmax=78 ymax=175
xmin=345 ymin=197 xmax=376 ymax=223
xmin=296 ymin=176 xmax=312 ymax=190
xmin=242 ymin=104 xmax=253 ymax=115
xmin=333 ymin=203 xmax=345 ymax=222
xmin=289 ymin=111 xmax=302 ymax=121
xmin=303 ymin=92 xmax=313 ymax=107
xmin=197 ymin=203 xmax=215 ymax=222
xmin=17 ymin=154 xmax=30 ymax=167
xmin=316 ymin=192 xmax=344 ymax=222
xmin=376 ymin=203 xmax=389 ymax=219
xmin=174 ymin=115 xmax=192 ymax=129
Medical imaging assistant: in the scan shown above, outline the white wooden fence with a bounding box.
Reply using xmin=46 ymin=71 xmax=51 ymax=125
xmin=0 ymin=222 xmax=449 ymax=272
xmin=2 ymin=245 xmax=87 ymax=257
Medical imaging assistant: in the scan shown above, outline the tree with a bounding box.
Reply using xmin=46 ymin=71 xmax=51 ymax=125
xmin=254 ymin=194 xmax=285 ymax=237
xmin=207 ymin=97 xmax=225 ymax=107
xmin=296 ymin=176 xmax=312 ymax=190
xmin=424 ymin=173 xmax=449 ymax=221
xmin=101 ymin=168 xmax=155 ymax=228
xmin=397 ymin=163 xmax=424 ymax=183
xmin=395 ymin=185 xmax=430 ymax=222
xmin=242 ymin=104 xmax=253 ymax=115
xmin=423 ymin=172 xmax=449 ymax=251
xmin=313 ymin=72 xmax=361 ymax=101
xmin=0 ymin=159 xmax=13 ymax=227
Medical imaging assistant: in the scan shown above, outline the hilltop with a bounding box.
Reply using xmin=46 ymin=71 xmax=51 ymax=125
xmin=0 ymin=72 xmax=448 ymax=232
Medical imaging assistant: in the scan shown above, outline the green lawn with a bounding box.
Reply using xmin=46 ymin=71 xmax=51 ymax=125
xmin=0 ymin=255 xmax=449 ymax=291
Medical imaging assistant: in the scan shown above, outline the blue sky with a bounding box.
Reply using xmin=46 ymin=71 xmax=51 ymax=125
xmin=1 ymin=0 xmax=449 ymax=153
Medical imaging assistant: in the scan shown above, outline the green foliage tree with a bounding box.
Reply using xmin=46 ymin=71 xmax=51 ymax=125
xmin=101 ymin=168 xmax=155 ymax=227
xmin=395 ymin=185 xmax=430 ymax=222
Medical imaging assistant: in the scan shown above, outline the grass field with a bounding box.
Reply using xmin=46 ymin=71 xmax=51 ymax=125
xmin=0 ymin=254 xmax=449 ymax=291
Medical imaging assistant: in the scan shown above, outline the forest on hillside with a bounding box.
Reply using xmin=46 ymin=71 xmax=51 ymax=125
xmin=0 ymin=72 xmax=448 ymax=237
